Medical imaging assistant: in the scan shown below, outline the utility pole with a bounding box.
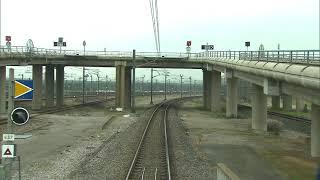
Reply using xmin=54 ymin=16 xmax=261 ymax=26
xmin=96 ymin=74 xmax=100 ymax=96
xmin=150 ymin=68 xmax=153 ymax=104
xmin=164 ymin=72 xmax=169 ymax=100
xmin=131 ymin=49 xmax=136 ymax=113
xmin=194 ymin=80 xmax=196 ymax=95
xmin=141 ymin=75 xmax=145 ymax=96
xmin=180 ymin=74 xmax=183 ymax=98
xmin=90 ymin=74 xmax=93 ymax=95
xmin=189 ymin=76 xmax=192 ymax=97
xmin=105 ymin=74 xmax=108 ymax=100
xmin=82 ymin=41 xmax=86 ymax=104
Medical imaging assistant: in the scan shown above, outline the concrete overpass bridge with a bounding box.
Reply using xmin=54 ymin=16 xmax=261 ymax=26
xmin=0 ymin=46 xmax=319 ymax=157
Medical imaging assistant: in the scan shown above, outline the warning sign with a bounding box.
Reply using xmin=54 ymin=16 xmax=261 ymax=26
xmin=1 ymin=144 xmax=15 ymax=158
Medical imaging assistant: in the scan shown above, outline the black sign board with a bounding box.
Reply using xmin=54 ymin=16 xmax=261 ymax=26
xmin=245 ymin=41 xmax=250 ymax=47
xmin=201 ymin=45 xmax=214 ymax=50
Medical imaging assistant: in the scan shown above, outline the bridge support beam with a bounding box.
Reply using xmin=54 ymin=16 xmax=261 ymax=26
xmin=311 ymin=104 xmax=320 ymax=157
xmin=206 ymin=71 xmax=212 ymax=110
xmin=115 ymin=62 xmax=128 ymax=109
xmin=271 ymin=96 xmax=280 ymax=110
xmin=251 ymin=84 xmax=267 ymax=132
xmin=45 ymin=65 xmax=54 ymax=108
xmin=226 ymin=76 xmax=238 ymax=118
xmin=210 ymin=70 xmax=221 ymax=112
xmin=56 ymin=65 xmax=64 ymax=107
xmin=202 ymin=70 xmax=207 ymax=109
xmin=283 ymin=95 xmax=292 ymax=111
xmin=125 ymin=67 xmax=132 ymax=109
xmin=0 ymin=66 xmax=6 ymax=113
xmin=295 ymin=97 xmax=304 ymax=112
xmin=32 ymin=65 xmax=43 ymax=110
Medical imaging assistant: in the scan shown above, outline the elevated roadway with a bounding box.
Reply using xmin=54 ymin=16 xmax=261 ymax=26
xmin=0 ymin=46 xmax=319 ymax=157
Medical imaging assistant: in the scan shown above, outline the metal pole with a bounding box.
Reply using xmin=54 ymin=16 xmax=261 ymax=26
xmin=0 ymin=0 xmax=1 ymax=48
xmin=180 ymin=74 xmax=183 ymax=98
xmin=189 ymin=76 xmax=192 ymax=96
xmin=90 ymin=75 xmax=92 ymax=95
xmin=82 ymin=67 xmax=85 ymax=104
xmin=164 ymin=73 xmax=167 ymax=100
xmin=18 ymin=156 xmax=21 ymax=180
xmin=97 ymin=75 xmax=100 ymax=96
xmin=131 ymin=49 xmax=136 ymax=113
xmin=105 ymin=75 xmax=108 ymax=100
xmin=142 ymin=75 xmax=145 ymax=96
xmin=150 ymin=68 xmax=153 ymax=104
xmin=5 ymin=68 xmax=14 ymax=180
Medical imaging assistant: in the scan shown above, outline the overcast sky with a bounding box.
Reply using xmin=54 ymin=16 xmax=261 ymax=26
xmin=2 ymin=0 xmax=320 ymax=81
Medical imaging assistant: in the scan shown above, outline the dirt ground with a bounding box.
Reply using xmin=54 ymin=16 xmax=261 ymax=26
xmin=179 ymin=97 xmax=318 ymax=180
xmin=0 ymin=94 xmax=180 ymax=179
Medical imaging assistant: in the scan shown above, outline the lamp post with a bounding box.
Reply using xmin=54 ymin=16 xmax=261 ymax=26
xmin=82 ymin=40 xmax=86 ymax=104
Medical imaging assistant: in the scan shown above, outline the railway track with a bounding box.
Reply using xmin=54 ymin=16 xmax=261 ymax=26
xmin=0 ymin=98 xmax=115 ymax=125
xmin=125 ymin=99 xmax=177 ymax=180
xmin=239 ymin=104 xmax=311 ymax=124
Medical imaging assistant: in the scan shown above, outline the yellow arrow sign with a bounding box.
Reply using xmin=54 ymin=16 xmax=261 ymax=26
xmin=15 ymin=81 xmax=33 ymax=98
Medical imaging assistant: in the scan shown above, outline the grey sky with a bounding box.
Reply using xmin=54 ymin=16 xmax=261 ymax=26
xmin=2 ymin=0 xmax=319 ymax=81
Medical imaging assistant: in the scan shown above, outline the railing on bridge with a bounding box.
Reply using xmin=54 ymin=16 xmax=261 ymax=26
xmin=195 ymin=50 xmax=320 ymax=65
xmin=0 ymin=46 xmax=319 ymax=65
xmin=0 ymin=46 xmax=189 ymax=59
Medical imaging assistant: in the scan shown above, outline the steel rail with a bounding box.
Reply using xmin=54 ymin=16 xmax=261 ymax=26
xmin=125 ymin=101 xmax=166 ymax=180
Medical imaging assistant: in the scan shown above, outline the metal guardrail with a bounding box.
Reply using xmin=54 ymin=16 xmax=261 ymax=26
xmin=194 ymin=50 xmax=320 ymax=65
xmin=0 ymin=46 xmax=319 ymax=65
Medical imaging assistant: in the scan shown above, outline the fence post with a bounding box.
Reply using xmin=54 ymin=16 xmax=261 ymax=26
xmin=307 ymin=51 xmax=310 ymax=64
xmin=290 ymin=51 xmax=293 ymax=63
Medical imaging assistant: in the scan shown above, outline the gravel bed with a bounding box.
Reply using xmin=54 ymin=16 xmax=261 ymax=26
xmin=67 ymin=108 xmax=153 ymax=179
xmin=168 ymin=104 xmax=215 ymax=180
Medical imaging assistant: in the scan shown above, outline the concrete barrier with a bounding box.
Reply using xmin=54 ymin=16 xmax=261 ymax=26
xmin=217 ymin=163 xmax=240 ymax=180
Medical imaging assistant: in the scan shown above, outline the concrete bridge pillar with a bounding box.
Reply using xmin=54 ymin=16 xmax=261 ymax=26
xmin=226 ymin=76 xmax=238 ymax=118
xmin=271 ymin=96 xmax=280 ymax=110
xmin=251 ymin=84 xmax=267 ymax=132
xmin=32 ymin=65 xmax=43 ymax=110
xmin=45 ymin=65 xmax=54 ymax=108
xmin=295 ymin=97 xmax=304 ymax=112
xmin=0 ymin=66 xmax=6 ymax=113
xmin=115 ymin=61 xmax=127 ymax=109
xmin=206 ymin=71 xmax=212 ymax=110
xmin=56 ymin=65 xmax=64 ymax=107
xmin=311 ymin=104 xmax=320 ymax=157
xmin=283 ymin=95 xmax=292 ymax=111
xmin=202 ymin=70 xmax=207 ymax=109
xmin=125 ymin=67 xmax=132 ymax=109
xmin=210 ymin=70 xmax=221 ymax=112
